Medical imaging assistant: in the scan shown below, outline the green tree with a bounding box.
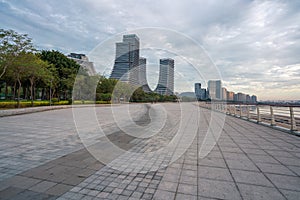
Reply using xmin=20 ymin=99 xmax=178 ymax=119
xmin=26 ymin=54 xmax=51 ymax=106
xmin=39 ymin=50 xmax=81 ymax=100
xmin=0 ymin=29 xmax=35 ymax=79
xmin=130 ymin=87 xmax=145 ymax=102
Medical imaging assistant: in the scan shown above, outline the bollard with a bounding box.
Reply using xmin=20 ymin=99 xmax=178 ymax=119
xmin=290 ymin=107 xmax=297 ymax=131
xmin=239 ymin=105 xmax=242 ymax=118
xmin=270 ymin=106 xmax=276 ymax=126
xmin=234 ymin=106 xmax=237 ymax=116
xmin=257 ymin=106 xmax=261 ymax=123
xmin=247 ymin=106 xmax=250 ymax=120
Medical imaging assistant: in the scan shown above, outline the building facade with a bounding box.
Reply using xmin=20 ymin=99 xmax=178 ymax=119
xmin=110 ymin=34 xmax=140 ymax=83
xmin=195 ymin=83 xmax=207 ymax=100
xmin=138 ymin=57 xmax=151 ymax=92
xmin=227 ymin=91 xmax=235 ymax=101
xmin=67 ymin=53 xmax=96 ymax=76
xmin=155 ymin=58 xmax=175 ymax=95
xmin=222 ymin=87 xmax=227 ymax=101
xmin=207 ymin=80 xmax=222 ymax=100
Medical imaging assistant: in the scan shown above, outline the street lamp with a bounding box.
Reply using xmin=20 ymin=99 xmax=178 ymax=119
xmin=49 ymin=79 xmax=52 ymax=106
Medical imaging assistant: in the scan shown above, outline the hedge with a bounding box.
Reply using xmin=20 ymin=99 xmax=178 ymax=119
xmin=0 ymin=100 xmax=110 ymax=109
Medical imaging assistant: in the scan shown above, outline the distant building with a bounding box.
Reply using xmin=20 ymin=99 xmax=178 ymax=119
xmin=195 ymin=83 xmax=207 ymax=100
xmin=67 ymin=53 xmax=96 ymax=76
xmin=110 ymin=34 xmax=140 ymax=83
xmin=208 ymin=80 xmax=222 ymax=100
xmin=227 ymin=91 xmax=235 ymax=101
xmin=234 ymin=93 xmax=238 ymax=102
xmin=155 ymin=58 xmax=174 ymax=95
xmin=237 ymin=92 xmax=246 ymax=102
xmin=222 ymin=87 xmax=227 ymax=100
xmin=246 ymin=94 xmax=251 ymax=103
xmin=251 ymin=95 xmax=257 ymax=103
xmin=138 ymin=57 xmax=151 ymax=92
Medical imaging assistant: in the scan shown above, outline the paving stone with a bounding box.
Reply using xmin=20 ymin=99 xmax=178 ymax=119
xmin=198 ymin=157 xmax=227 ymax=168
xmin=265 ymin=174 xmax=300 ymax=191
xmin=29 ymin=180 xmax=57 ymax=192
xmin=45 ymin=183 xmax=73 ymax=196
xmin=198 ymin=178 xmax=241 ymax=200
xmin=153 ymin=190 xmax=175 ymax=200
xmin=6 ymin=175 xmax=41 ymax=189
xmin=226 ymin=159 xmax=259 ymax=171
xmin=231 ymin=170 xmax=273 ymax=187
xmin=198 ymin=166 xmax=233 ymax=182
xmin=256 ymin=163 xmax=296 ymax=176
xmin=177 ymin=183 xmax=197 ymax=195
xmin=238 ymin=183 xmax=286 ymax=200
xmin=280 ymin=189 xmax=300 ymax=200
xmin=0 ymin=186 xmax=24 ymax=199
xmin=158 ymin=181 xmax=178 ymax=192
xmin=179 ymin=174 xmax=197 ymax=185
xmin=175 ymin=193 xmax=197 ymax=200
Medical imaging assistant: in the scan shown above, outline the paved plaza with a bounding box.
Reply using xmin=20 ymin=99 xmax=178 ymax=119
xmin=0 ymin=103 xmax=299 ymax=200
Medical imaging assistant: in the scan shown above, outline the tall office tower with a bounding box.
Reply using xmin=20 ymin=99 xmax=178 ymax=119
xmin=237 ymin=92 xmax=246 ymax=102
xmin=227 ymin=91 xmax=235 ymax=101
xmin=195 ymin=83 xmax=207 ymax=100
xmin=246 ymin=94 xmax=251 ymax=103
xmin=251 ymin=95 xmax=257 ymax=103
xmin=110 ymin=34 xmax=140 ymax=83
xmin=155 ymin=58 xmax=175 ymax=95
xmin=138 ymin=57 xmax=152 ymax=92
xmin=195 ymin=83 xmax=201 ymax=99
xmin=207 ymin=80 xmax=222 ymax=100
xmin=222 ymin=87 xmax=227 ymax=100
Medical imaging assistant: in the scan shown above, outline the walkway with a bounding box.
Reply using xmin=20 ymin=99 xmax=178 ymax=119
xmin=0 ymin=103 xmax=299 ymax=200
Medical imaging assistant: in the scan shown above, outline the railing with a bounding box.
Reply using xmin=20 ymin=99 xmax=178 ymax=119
xmin=199 ymin=102 xmax=300 ymax=134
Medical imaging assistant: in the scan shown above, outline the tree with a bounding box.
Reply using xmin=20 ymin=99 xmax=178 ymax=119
xmin=96 ymin=77 xmax=118 ymax=94
xmin=26 ymin=54 xmax=51 ymax=106
xmin=39 ymin=50 xmax=82 ymax=100
xmin=0 ymin=29 xmax=35 ymax=79
xmin=130 ymin=87 xmax=145 ymax=102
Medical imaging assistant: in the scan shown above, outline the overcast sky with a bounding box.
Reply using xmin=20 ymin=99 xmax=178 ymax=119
xmin=1 ymin=0 xmax=300 ymax=100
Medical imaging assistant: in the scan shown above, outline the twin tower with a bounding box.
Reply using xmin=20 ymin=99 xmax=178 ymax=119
xmin=110 ymin=34 xmax=174 ymax=95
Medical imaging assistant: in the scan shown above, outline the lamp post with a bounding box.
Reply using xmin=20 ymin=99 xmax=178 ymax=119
xmin=49 ymin=79 xmax=52 ymax=106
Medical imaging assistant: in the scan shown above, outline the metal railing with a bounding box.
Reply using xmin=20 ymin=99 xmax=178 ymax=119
xmin=199 ymin=102 xmax=299 ymax=134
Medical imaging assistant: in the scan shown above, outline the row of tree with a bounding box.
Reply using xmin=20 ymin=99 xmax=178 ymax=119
xmin=0 ymin=29 xmax=87 ymax=107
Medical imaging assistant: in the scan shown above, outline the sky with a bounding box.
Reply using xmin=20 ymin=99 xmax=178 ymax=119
xmin=1 ymin=0 xmax=300 ymax=100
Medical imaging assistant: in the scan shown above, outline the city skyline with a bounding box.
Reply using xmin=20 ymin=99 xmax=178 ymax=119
xmin=1 ymin=0 xmax=300 ymax=100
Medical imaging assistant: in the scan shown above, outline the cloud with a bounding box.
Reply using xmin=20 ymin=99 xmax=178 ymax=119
xmin=1 ymin=0 xmax=300 ymax=100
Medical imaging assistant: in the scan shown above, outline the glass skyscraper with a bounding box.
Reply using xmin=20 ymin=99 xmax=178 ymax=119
xmin=110 ymin=34 xmax=140 ymax=83
xmin=208 ymin=80 xmax=222 ymax=100
xmin=155 ymin=58 xmax=174 ymax=95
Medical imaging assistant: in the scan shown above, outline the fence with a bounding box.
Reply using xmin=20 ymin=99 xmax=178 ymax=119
xmin=199 ymin=102 xmax=300 ymax=135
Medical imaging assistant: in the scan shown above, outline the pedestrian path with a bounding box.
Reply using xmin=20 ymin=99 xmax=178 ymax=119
xmin=0 ymin=103 xmax=299 ymax=199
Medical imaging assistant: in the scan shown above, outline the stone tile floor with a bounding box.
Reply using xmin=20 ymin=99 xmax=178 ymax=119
xmin=0 ymin=103 xmax=299 ymax=200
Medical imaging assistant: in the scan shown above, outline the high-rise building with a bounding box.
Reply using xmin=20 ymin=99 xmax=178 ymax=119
xmin=67 ymin=53 xmax=96 ymax=76
xmin=246 ymin=94 xmax=251 ymax=103
xmin=227 ymin=91 xmax=235 ymax=101
xmin=195 ymin=83 xmax=207 ymax=100
xmin=195 ymin=83 xmax=201 ymax=99
xmin=208 ymin=80 xmax=222 ymax=100
xmin=222 ymin=87 xmax=227 ymax=101
xmin=138 ymin=57 xmax=151 ymax=92
xmin=155 ymin=58 xmax=174 ymax=95
xmin=237 ymin=92 xmax=246 ymax=102
xmin=110 ymin=34 xmax=140 ymax=83
xmin=251 ymin=95 xmax=257 ymax=103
